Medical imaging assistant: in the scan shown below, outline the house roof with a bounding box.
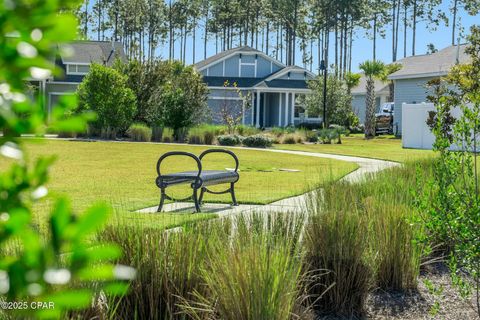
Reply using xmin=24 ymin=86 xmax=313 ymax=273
xmin=351 ymin=74 xmax=390 ymax=95
xmin=58 ymin=40 xmax=126 ymax=65
xmin=388 ymin=44 xmax=470 ymax=80
xmin=194 ymin=46 xmax=263 ymax=70
xmin=262 ymin=65 xmax=316 ymax=82
xmin=202 ymin=76 xmax=265 ymax=88
xmin=261 ymin=79 xmax=309 ymax=89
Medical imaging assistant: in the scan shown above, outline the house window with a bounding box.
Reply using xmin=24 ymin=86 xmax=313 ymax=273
xmin=294 ymin=94 xmax=316 ymax=118
xmin=66 ymin=64 xmax=90 ymax=75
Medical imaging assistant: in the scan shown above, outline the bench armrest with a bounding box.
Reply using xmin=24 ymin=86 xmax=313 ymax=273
xmin=199 ymin=149 xmax=239 ymax=172
xmin=156 ymin=151 xmax=202 ymax=178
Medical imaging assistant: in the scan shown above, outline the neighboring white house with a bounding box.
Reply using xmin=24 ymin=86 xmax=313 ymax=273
xmin=388 ymin=44 xmax=470 ymax=135
xmin=351 ymin=75 xmax=390 ymax=124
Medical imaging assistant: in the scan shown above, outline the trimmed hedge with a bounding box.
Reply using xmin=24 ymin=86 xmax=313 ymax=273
xmin=217 ymin=135 xmax=243 ymax=146
xmin=242 ymin=134 xmax=273 ymax=148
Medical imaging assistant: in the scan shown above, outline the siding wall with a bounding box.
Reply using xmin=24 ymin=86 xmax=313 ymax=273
xmin=202 ymin=54 xmax=283 ymax=78
xmin=393 ymin=77 xmax=434 ymax=135
xmin=352 ymin=94 xmax=387 ymax=124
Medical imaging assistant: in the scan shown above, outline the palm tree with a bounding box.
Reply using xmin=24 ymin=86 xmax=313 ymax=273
xmin=359 ymin=60 xmax=386 ymax=139
xmin=344 ymin=72 xmax=361 ymax=95
xmin=380 ymin=63 xmax=402 ymax=102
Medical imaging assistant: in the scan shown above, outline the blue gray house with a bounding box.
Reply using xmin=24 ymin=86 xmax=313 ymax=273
xmin=194 ymin=46 xmax=317 ymax=128
xmin=388 ymin=44 xmax=469 ymax=135
xmin=29 ymin=40 xmax=126 ymax=115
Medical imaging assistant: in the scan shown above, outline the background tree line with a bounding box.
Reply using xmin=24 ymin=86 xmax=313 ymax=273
xmin=76 ymin=0 xmax=479 ymax=77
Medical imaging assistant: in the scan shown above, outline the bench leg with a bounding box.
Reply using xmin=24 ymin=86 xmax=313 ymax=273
xmin=230 ymin=182 xmax=238 ymax=206
xmin=157 ymin=188 xmax=166 ymax=212
xmin=193 ymin=188 xmax=201 ymax=213
xmin=199 ymin=187 xmax=206 ymax=204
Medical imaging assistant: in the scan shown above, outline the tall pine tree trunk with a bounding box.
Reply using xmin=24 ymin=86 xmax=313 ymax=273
xmin=412 ymin=0 xmax=417 ymax=55
xmin=452 ymin=0 xmax=458 ymax=45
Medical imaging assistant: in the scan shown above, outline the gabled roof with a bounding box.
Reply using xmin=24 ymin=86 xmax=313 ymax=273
xmin=261 ymin=66 xmax=316 ymax=82
xmin=388 ymin=44 xmax=470 ymax=80
xmin=202 ymin=76 xmax=265 ymax=88
xmin=351 ymin=74 xmax=389 ymax=95
xmin=58 ymin=40 xmax=126 ymax=65
xmin=194 ymin=45 xmax=285 ymax=71
xmin=260 ymin=80 xmax=309 ymax=89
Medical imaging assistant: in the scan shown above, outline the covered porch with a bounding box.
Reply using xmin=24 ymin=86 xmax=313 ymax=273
xmin=247 ymin=89 xmax=320 ymax=128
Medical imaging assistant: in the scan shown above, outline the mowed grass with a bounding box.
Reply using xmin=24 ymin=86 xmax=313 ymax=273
xmin=274 ymin=134 xmax=435 ymax=163
xmin=11 ymin=139 xmax=357 ymax=220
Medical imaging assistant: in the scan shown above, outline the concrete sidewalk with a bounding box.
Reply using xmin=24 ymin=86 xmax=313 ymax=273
xmin=137 ymin=149 xmax=400 ymax=216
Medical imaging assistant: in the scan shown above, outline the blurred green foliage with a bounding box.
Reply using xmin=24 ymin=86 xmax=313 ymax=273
xmin=0 ymin=1 xmax=133 ymax=318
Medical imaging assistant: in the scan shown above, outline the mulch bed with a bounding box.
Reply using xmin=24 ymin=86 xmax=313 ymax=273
xmin=366 ymin=263 xmax=478 ymax=319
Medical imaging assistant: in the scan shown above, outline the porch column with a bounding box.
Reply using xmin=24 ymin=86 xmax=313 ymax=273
xmin=284 ymin=92 xmax=289 ymax=127
xmin=278 ymin=93 xmax=283 ymax=127
xmin=250 ymin=93 xmax=255 ymax=126
xmin=291 ymin=92 xmax=295 ymax=126
xmin=263 ymin=93 xmax=267 ymax=126
xmin=255 ymin=91 xmax=261 ymax=128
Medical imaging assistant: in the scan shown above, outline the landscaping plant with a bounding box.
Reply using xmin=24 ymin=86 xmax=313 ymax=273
xmin=0 ymin=2 xmax=133 ymax=318
xmin=420 ymin=26 xmax=480 ymax=316
xmin=242 ymin=134 xmax=273 ymax=148
xmin=306 ymin=74 xmax=359 ymax=128
xmin=126 ymin=123 xmax=152 ymax=142
xmin=220 ymin=81 xmax=252 ymax=134
xmin=359 ymin=60 xmax=386 ymax=139
xmin=217 ymin=134 xmax=243 ymax=146
xmin=76 ymin=64 xmax=137 ymax=139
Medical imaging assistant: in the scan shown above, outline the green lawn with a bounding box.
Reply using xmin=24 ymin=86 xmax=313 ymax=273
xmin=12 ymin=139 xmax=357 ymax=222
xmin=274 ymin=134 xmax=435 ymax=163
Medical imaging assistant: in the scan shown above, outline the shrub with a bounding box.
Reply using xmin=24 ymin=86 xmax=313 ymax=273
xmin=158 ymin=63 xmax=210 ymax=140
xmin=76 ymin=63 xmax=137 ymax=138
xmin=237 ymin=125 xmax=261 ymax=136
xmin=152 ymin=126 xmax=163 ymax=142
xmin=281 ymin=134 xmax=297 ymax=144
xmin=318 ymin=128 xmax=339 ymax=144
xmin=270 ymin=127 xmax=287 ymax=137
xmin=162 ymin=127 xmax=174 ymax=143
xmin=188 ymin=135 xmax=203 ymax=144
xmin=329 ymin=125 xmax=349 ymax=143
xmin=217 ymin=134 xmax=243 ymax=146
xmin=126 ymin=123 xmax=152 ymax=142
xmin=349 ymin=124 xmax=365 ymax=134
xmin=204 ymin=131 xmax=215 ymax=145
xmin=305 ymin=130 xmax=319 ymax=143
xmin=298 ymin=122 xmax=322 ymax=130
xmin=242 ymin=134 xmax=273 ymax=148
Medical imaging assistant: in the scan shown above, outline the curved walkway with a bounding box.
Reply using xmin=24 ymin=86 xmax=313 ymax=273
xmin=138 ymin=147 xmax=400 ymax=216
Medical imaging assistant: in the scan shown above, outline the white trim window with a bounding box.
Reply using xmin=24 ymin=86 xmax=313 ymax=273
xmin=66 ymin=63 xmax=90 ymax=75
xmin=294 ymin=94 xmax=318 ymax=119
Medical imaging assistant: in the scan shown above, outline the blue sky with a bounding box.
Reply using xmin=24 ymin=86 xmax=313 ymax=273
xmin=347 ymin=2 xmax=479 ymax=72
xmin=86 ymin=1 xmax=478 ymax=73
xmin=155 ymin=1 xmax=478 ymax=73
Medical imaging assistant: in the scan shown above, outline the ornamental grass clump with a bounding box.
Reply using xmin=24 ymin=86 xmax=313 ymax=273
xmin=98 ymin=223 xmax=211 ymax=320
xmin=126 ymin=123 xmax=152 ymax=142
xmin=182 ymin=212 xmax=310 ymax=320
xmin=304 ymin=191 xmax=372 ymax=318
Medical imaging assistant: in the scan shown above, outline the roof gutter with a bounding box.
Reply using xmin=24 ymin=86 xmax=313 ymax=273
xmin=388 ymin=71 xmax=449 ymax=80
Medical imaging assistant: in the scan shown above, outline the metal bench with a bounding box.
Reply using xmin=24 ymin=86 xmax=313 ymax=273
xmin=155 ymin=149 xmax=240 ymax=213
